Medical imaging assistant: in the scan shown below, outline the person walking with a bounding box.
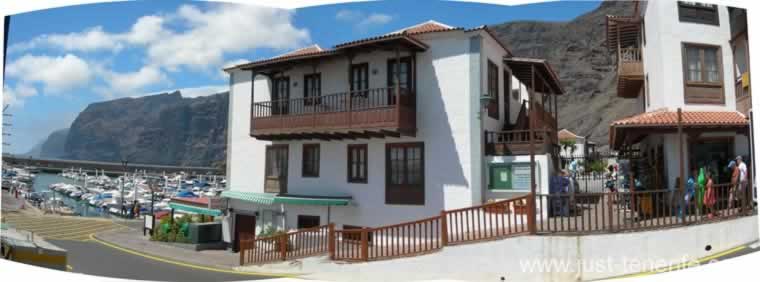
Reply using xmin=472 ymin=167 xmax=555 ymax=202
xmin=728 ymin=160 xmax=739 ymax=209
xmin=703 ymin=171 xmax=717 ymax=219
xmin=737 ymin=156 xmax=748 ymax=212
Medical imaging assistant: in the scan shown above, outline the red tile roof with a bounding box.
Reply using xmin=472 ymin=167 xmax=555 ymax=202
xmin=273 ymin=44 xmax=324 ymax=58
xmin=171 ymin=197 xmax=209 ymax=206
xmin=611 ymin=110 xmax=748 ymax=127
xmin=558 ymin=129 xmax=580 ymax=141
xmin=390 ymin=20 xmax=459 ymax=35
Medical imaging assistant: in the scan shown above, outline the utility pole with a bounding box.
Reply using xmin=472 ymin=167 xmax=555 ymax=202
xmin=120 ymin=159 xmax=129 ymax=218
xmin=3 ymin=105 xmax=12 ymax=148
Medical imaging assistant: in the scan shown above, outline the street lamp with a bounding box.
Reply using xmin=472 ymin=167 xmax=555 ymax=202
xmin=120 ymin=159 xmax=129 ymax=218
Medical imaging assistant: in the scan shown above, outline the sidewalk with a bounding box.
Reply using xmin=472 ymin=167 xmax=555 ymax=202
xmin=94 ymin=227 xmax=240 ymax=269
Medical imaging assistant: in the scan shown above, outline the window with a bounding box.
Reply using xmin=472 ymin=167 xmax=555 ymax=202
xmin=503 ymin=70 xmax=511 ymax=123
xmin=272 ymin=76 xmax=290 ymax=115
xmin=385 ymin=142 xmax=425 ymax=205
xmin=347 ymin=144 xmax=368 ymax=183
xmin=350 ymin=63 xmax=369 ymax=96
xmin=678 ymin=1 xmax=719 ymax=26
xmin=264 ymin=145 xmax=288 ymax=193
xmin=297 ymin=215 xmax=320 ymax=229
xmin=682 ymin=43 xmax=724 ymax=104
xmin=487 ymin=60 xmax=499 ymax=119
xmin=387 ymin=57 xmax=413 ymax=90
xmin=302 ymin=144 xmax=320 ymax=177
xmin=342 ymin=225 xmax=373 ymax=242
xmin=683 ymin=44 xmax=721 ymax=84
xmin=303 ymin=73 xmax=321 ymax=105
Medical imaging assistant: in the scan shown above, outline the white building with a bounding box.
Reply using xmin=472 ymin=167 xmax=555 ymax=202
xmin=557 ymin=128 xmax=596 ymax=158
xmin=222 ymin=21 xmax=563 ymax=251
xmin=606 ymin=1 xmax=752 ymax=189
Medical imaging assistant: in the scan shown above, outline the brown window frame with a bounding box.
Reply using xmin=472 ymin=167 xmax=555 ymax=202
xmin=297 ymin=215 xmax=321 ymax=229
xmin=272 ymin=76 xmax=290 ymax=115
xmin=387 ymin=57 xmax=413 ymax=90
xmin=678 ymin=1 xmax=719 ymax=26
xmin=347 ymin=144 xmax=368 ymax=183
xmin=503 ymin=69 xmax=511 ymax=123
xmin=487 ymin=60 xmax=499 ymax=119
xmin=681 ymin=42 xmax=724 ymax=105
xmin=385 ymin=142 xmax=425 ymax=206
xmin=264 ymin=144 xmax=289 ymax=194
xmin=350 ymin=63 xmax=369 ymax=97
xmin=303 ymin=73 xmax=321 ymax=105
xmin=302 ymin=144 xmax=320 ymax=178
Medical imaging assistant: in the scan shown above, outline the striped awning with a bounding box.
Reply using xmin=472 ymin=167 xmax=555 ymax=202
xmin=168 ymin=202 xmax=223 ymax=217
xmin=221 ymin=191 xmax=275 ymax=205
xmin=221 ymin=191 xmax=351 ymax=206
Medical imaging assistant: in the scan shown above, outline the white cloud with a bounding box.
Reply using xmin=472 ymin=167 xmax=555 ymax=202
xmin=123 ymin=15 xmax=171 ymax=45
xmin=146 ymin=4 xmax=309 ymax=71
xmin=3 ymin=84 xmax=39 ymax=107
xmin=335 ymin=9 xmax=393 ymax=32
xmin=99 ymin=66 xmax=169 ymax=98
xmin=335 ymin=9 xmax=362 ymax=21
xmin=9 ymin=4 xmax=310 ymax=74
xmin=6 ymin=54 xmax=92 ymax=93
xmin=10 ymin=26 xmax=122 ymax=53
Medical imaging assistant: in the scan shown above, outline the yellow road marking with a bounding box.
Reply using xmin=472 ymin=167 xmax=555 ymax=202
xmin=43 ymin=225 xmax=121 ymax=239
xmin=602 ymin=245 xmax=748 ymax=280
xmin=88 ymin=234 xmax=300 ymax=278
xmin=15 ymin=221 xmax=112 ymax=233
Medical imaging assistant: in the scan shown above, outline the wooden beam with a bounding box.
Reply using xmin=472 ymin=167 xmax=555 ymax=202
xmin=380 ymin=130 xmax=401 ymax=138
xmin=363 ymin=131 xmax=386 ymax=139
xmin=348 ymin=131 xmax=371 ymax=139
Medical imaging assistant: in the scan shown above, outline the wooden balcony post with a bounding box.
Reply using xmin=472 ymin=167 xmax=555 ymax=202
xmin=360 ymin=228 xmax=369 ymax=261
xmin=677 ymin=108 xmax=685 ymax=225
xmin=239 ymin=240 xmax=245 ymax=265
xmin=528 ymin=64 xmax=538 ymax=235
xmin=328 ymin=223 xmax=336 ymax=260
xmin=279 ymin=234 xmax=287 ymax=261
xmin=347 ymin=54 xmax=353 ymax=128
xmin=440 ymin=211 xmax=448 ymax=246
xmin=395 ymin=46 xmax=402 ymax=122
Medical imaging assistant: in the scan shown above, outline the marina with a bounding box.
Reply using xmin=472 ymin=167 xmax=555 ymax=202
xmin=3 ymin=166 xmax=226 ymax=219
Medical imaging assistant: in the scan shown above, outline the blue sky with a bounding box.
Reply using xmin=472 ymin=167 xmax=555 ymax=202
xmin=2 ymin=0 xmax=601 ymax=154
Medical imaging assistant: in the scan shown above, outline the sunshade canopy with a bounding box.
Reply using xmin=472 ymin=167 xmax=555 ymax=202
xmin=168 ymin=202 xmax=223 ymax=217
xmin=221 ymin=191 xmax=352 ymax=206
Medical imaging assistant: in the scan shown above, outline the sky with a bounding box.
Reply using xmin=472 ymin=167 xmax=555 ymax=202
xmin=1 ymin=0 xmax=601 ymax=154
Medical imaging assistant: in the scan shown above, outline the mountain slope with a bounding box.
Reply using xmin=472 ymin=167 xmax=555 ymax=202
xmin=490 ymin=0 xmax=640 ymax=148
xmin=63 ymin=91 xmax=228 ymax=166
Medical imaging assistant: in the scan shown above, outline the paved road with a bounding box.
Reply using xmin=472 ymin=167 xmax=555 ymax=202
xmin=50 ymin=239 xmax=272 ymax=282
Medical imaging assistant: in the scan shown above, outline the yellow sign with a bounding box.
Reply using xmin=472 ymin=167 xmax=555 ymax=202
xmin=742 ymin=72 xmax=750 ymax=88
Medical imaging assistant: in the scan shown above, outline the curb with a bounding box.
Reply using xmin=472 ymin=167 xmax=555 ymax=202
xmin=89 ymin=233 xmax=300 ymax=278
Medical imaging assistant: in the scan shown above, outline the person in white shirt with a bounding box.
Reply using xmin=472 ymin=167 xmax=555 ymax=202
xmin=736 ymin=156 xmax=749 ymax=210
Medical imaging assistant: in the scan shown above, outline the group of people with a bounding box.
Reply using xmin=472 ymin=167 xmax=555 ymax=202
xmin=682 ymin=155 xmax=748 ymax=219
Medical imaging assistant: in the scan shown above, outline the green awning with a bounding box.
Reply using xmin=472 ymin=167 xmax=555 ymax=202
xmin=168 ymin=202 xmax=223 ymax=216
xmin=221 ymin=191 xmax=351 ymax=206
xmin=221 ymin=190 xmax=275 ymax=205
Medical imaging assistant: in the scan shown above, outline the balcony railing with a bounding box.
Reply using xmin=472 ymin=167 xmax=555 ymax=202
xmin=485 ymin=129 xmax=556 ymax=156
xmin=251 ymin=87 xmax=416 ymax=138
xmin=617 ymin=47 xmax=643 ymax=77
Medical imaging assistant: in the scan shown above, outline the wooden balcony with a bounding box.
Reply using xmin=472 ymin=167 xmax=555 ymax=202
xmin=736 ymin=80 xmax=752 ymax=116
xmin=251 ymin=87 xmax=416 ymax=140
xmin=616 ymin=47 xmax=644 ymax=98
xmin=485 ymin=129 xmax=558 ymax=156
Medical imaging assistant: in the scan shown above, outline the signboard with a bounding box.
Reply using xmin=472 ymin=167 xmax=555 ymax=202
xmin=742 ymin=72 xmax=750 ymax=88
xmin=208 ymin=197 xmax=228 ymax=210
xmin=488 ymin=162 xmax=536 ymax=191
xmin=511 ymin=164 xmax=532 ymax=190
xmin=144 ymin=215 xmax=153 ymax=230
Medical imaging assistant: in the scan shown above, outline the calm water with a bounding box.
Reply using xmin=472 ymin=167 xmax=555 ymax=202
xmin=33 ymin=173 xmax=111 ymax=218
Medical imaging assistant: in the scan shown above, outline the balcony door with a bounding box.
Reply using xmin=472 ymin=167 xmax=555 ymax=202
xmin=350 ymin=63 xmax=369 ymax=97
xmin=272 ymin=77 xmax=290 ymax=115
xmin=387 ymin=57 xmax=412 ymax=104
xmin=264 ymin=145 xmax=288 ymax=194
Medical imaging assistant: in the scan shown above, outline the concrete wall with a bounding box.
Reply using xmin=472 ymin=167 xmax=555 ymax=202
xmin=239 ymin=216 xmax=759 ymax=282
xmin=643 ymin=1 xmax=736 ymax=112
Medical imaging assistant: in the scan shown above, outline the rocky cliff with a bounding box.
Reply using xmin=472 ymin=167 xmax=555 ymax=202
xmin=490 ymin=0 xmax=640 ymax=148
xmin=63 ymin=91 xmax=228 ymax=166
xmin=26 ymin=128 xmax=70 ymax=158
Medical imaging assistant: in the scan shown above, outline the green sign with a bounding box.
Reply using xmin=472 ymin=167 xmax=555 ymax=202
xmin=489 ymin=163 xmax=532 ymax=190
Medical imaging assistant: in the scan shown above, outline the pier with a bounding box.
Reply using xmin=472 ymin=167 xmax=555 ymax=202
xmin=2 ymin=155 xmax=221 ymax=176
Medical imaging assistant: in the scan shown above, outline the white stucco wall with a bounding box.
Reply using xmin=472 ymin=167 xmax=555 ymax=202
xmin=643 ymin=1 xmax=736 ymax=112
xmin=226 ymin=30 xmax=485 ymax=229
